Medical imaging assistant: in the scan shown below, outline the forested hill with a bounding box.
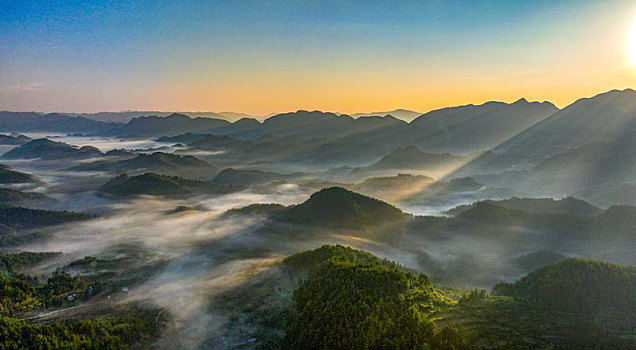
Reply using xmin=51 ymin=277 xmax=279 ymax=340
xmin=0 ymin=206 xmax=91 ymax=234
xmin=281 ymin=245 xmax=465 ymax=349
xmin=493 ymin=258 xmax=636 ymax=314
xmin=98 ymin=173 xmax=237 ymax=198
xmin=275 ymin=187 xmax=410 ymax=229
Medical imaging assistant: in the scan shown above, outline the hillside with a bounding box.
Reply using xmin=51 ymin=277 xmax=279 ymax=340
xmin=188 ymin=134 xmax=248 ymax=150
xmin=0 ymin=112 xmax=120 ymax=133
xmin=531 ymin=142 xmax=635 ymax=187
xmin=282 ymin=244 xmax=399 ymax=273
xmin=495 ymin=89 xmax=636 ymax=163
xmin=392 ymin=98 xmax=558 ymax=154
xmin=98 ymin=173 xmax=235 ymax=197
xmin=513 ymin=250 xmax=567 ymax=272
xmin=281 ymin=245 xmax=460 ymax=349
xmin=155 ymin=132 xmax=209 ymax=144
xmin=0 ymin=188 xmax=51 ymax=206
xmin=350 ymin=109 xmax=422 ymax=122
xmin=72 ymin=152 xmax=216 ymax=176
xmin=212 ymin=168 xmax=288 ymax=186
xmin=109 ymin=113 xmax=231 ymax=137
xmin=0 ymin=205 xmax=91 ymax=234
xmin=0 ymin=165 xmax=37 ymax=184
xmin=454 ymin=201 xmax=636 ymax=240
xmin=0 ymin=251 xmax=63 ymax=273
xmin=493 ymin=258 xmax=636 ymax=314
xmin=367 ymin=146 xmax=467 ymax=171
xmin=0 ymin=134 xmax=31 ymax=145
xmin=275 ymin=187 xmax=409 ymax=229
xmin=257 ymin=110 xmax=401 ymax=143
xmin=1 ymin=139 xmax=103 ymax=160
xmin=221 ymin=203 xmax=287 ymax=218
xmin=447 ymin=196 xmax=601 ymax=216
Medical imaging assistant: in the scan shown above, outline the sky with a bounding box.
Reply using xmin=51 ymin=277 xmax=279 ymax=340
xmin=1 ymin=0 xmax=635 ymax=115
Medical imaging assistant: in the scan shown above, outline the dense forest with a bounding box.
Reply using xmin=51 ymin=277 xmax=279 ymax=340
xmin=0 ymin=256 xmax=164 ymax=349
xmin=98 ymin=172 xmax=237 ymax=197
xmin=0 ymin=206 xmax=91 ymax=233
xmin=276 ymin=187 xmax=409 ymax=229
xmin=275 ymin=245 xmax=465 ymax=349
xmin=493 ymin=258 xmax=636 ymax=313
xmin=0 ymin=164 xmax=36 ymax=184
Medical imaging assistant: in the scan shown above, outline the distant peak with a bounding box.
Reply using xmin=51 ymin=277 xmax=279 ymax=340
xmin=166 ymin=113 xmax=191 ymax=119
xmin=513 ymin=98 xmax=528 ymax=104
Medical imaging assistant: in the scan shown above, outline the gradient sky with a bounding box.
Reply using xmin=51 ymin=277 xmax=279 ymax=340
xmin=1 ymin=0 xmax=635 ymax=115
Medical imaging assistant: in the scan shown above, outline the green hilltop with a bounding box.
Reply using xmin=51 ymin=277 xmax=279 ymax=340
xmin=275 ymin=187 xmax=409 ymax=229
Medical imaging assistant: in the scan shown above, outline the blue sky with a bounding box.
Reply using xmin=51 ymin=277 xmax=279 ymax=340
xmin=1 ymin=0 xmax=634 ymax=114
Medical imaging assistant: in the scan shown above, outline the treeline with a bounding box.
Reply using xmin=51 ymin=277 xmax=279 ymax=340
xmin=0 ymin=271 xmax=102 ymax=314
xmin=281 ymin=245 xmax=469 ymax=349
xmin=0 ymin=265 xmax=163 ymax=349
xmin=0 ymin=314 xmax=161 ymax=349
xmin=0 ymin=205 xmax=92 ymax=232
xmin=0 ymin=251 xmax=62 ymax=274
xmin=493 ymin=258 xmax=636 ymax=314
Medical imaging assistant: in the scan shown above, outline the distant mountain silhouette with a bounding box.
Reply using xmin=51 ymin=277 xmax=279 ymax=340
xmin=98 ymin=173 xmax=235 ymax=197
xmin=0 ymin=134 xmax=31 ymax=145
xmin=495 ymin=89 xmax=636 ymax=163
xmin=212 ymin=168 xmax=285 ymax=186
xmin=350 ymin=109 xmax=422 ymax=122
xmin=0 ymin=112 xmax=119 ymax=133
xmin=110 ymin=113 xmax=231 ymax=137
xmin=447 ymin=197 xmax=601 ymax=216
xmin=366 ymin=146 xmax=466 ymax=171
xmin=1 ymin=139 xmax=103 ymax=160
xmin=73 ymin=152 xmax=217 ymax=178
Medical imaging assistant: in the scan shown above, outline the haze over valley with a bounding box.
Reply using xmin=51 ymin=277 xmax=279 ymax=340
xmin=1 ymin=1 xmax=635 ymax=349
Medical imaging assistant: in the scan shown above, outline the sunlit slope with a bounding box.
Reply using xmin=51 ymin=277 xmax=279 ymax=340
xmin=495 ymin=89 xmax=636 ymax=163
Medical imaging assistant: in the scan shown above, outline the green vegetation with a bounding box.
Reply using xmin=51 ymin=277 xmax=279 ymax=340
xmin=164 ymin=205 xmax=205 ymax=214
xmin=72 ymin=151 xmax=215 ymax=174
xmin=0 ymin=313 xmax=162 ymax=349
xmin=447 ymin=196 xmax=601 ymax=216
xmin=0 ymin=232 xmax=52 ymax=247
xmin=0 ymin=251 xmax=62 ymax=274
xmin=0 ymin=252 xmax=165 ymax=349
xmin=222 ymin=203 xmax=287 ymax=218
xmin=284 ymin=254 xmax=466 ymax=349
xmin=212 ymin=168 xmax=283 ymax=186
xmin=1 ymin=270 xmax=96 ymax=313
xmin=0 ymin=273 xmax=41 ymax=313
xmin=452 ymin=201 xmax=636 ymax=241
xmin=276 ymin=187 xmax=409 ymax=229
xmin=513 ymin=250 xmax=567 ymax=272
xmin=282 ymin=244 xmax=399 ymax=274
xmin=493 ymin=258 xmax=636 ymax=314
xmin=0 ymin=164 xmax=36 ymax=184
xmin=0 ymin=188 xmax=50 ymax=206
xmin=98 ymin=172 xmax=237 ymax=197
xmin=0 ymin=205 xmax=91 ymax=234
xmin=1 ymin=138 xmax=103 ymax=160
